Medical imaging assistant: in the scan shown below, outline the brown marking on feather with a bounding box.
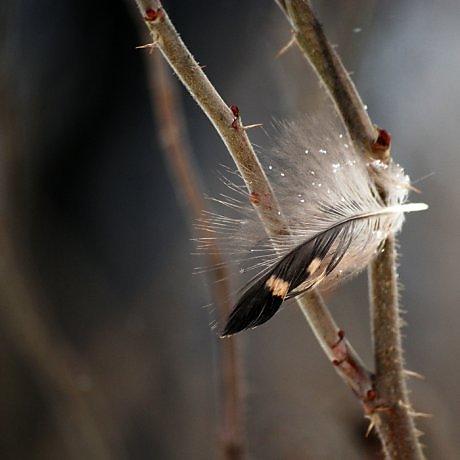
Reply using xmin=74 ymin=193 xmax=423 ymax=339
xmin=307 ymin=257 xmax=322 ymax=275
xmin=265 ymin=276 xmax=289 ymax=298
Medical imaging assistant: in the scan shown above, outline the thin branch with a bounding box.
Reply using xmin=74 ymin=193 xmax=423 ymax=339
xmin=276 ymin=0 xmax=424 ymax=457
xmin=146 ymin=49 xmax=247 ymax=460
xmin=134 ymin=0 xmax=286 ymax=237
xmin=297 ymin=291 xmax=375 ymax=407
xmin=369 ymin=236 xmax=425 ymax=459
xmin=132 ymin=0 xmax=375 ymax=411
xmin=276 ymin=0 xmax=380 ymax=159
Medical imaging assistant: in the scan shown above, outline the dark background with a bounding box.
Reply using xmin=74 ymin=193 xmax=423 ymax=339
xmin=0 ymin=0 xmax=458 ymax=458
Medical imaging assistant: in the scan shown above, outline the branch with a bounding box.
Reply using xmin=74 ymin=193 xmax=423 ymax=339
xmin=134 ymin=0 xmax=286 ymax=236
xmin=276 ymin=1 xmax=425 ymax=457
xmin=146 ymin=49 xmax=247 ymax=460
xmin=276 ymin=0 xmax=381 ymax=159
xmin=369 ymin=237 xmax=425 ymax=458
xmin=132 ymin=0 xmax=375 ymax=411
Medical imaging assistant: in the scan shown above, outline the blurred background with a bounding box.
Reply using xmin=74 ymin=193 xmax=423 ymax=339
xmin=0 ymin=0 xmax=458 ymax=458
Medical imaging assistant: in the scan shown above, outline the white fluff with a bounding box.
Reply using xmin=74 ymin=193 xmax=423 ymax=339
xmin=196 ymin=117 xmax=427 ymax=292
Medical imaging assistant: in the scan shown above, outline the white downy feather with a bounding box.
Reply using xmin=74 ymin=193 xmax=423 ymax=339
xmin=196 ymin=116 xmax=427 ymax=295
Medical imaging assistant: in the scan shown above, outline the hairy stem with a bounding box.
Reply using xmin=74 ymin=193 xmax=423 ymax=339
xmin=276 ymin=0 xmax=379 ymax=158
xmin=147 ymin=49 xmax=246 ymax=460
xmin=132 ymin=0 xmax=374 ymax=411
xmin=369 ymin=237 xmax=425 ymax=459
xmin=134 ymin=0 xmax=285 ymax=236
xmin=276 ymin=0 xmax=424 ymax=457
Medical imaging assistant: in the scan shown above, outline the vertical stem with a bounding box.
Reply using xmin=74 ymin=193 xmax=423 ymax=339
xmin=276 ymin=1 xmax=425 ymax=456
xmin=369 ymin=237 xmax=425 ymax=459
xmin=278 ymin=0 xmax=378 ymax=157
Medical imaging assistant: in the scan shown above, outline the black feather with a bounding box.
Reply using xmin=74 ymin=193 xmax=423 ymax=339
xmin=221 ymin=274 xmax=283 ymax=336
xmin=222 ymin=221 xmax=354 ymax=336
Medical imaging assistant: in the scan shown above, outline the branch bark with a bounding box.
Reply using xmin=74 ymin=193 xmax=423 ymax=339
xmin=132 ymin=0 xmax=375 ymax=415
xmin=146 ymin=49 xmax=246 ymax=460
xmin=276 ymin=0 xmax=379 ymax=159
xmin=369 ymin=236 xmax=424 ymax=459
xmin=276 ymin=1 xmax=425 ymax=457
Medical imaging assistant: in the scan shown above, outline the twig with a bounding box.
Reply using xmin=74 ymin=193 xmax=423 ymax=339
xmin=132 ymin=0 xmax=375 ymax=412
xmin=146 ymin=49 xmax=247 ymax=460
xmin=369 ymin=236 xmax=425 ymax=458
xmin=276 ymin=0 xmax=425 ymax=457
xmin=275 ymin=0 xmax=380 ymax=159
xmin=134 ymin=0 xmax=286 ymax=237
xmin=297 ymin=291 xmax=375 ymax=407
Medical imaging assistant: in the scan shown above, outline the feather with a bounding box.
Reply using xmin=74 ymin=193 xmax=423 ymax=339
xmin=196 ymin=117 xmax=428 ymax=336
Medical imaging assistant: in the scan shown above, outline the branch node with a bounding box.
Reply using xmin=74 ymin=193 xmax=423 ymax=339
xmin=371 ymin=127 xmax=391 ymax=160
xmin=144 ymin=7 xmax=164 ymax=23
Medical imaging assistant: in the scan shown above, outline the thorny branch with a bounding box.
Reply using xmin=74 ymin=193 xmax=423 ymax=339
xmin=369 ymin=237 xmax=425 ymax=459
xmin=132 ymin=0 xmax=376 ymax=416
xmin=276 ymin=0 xmax=425 ymax=458
xmin=134 ymin=0 xmax=285 ymax=237
xmin=275 ymin=0 xmax=379 ymax=159
xmin=146 ymin=50 xmax=246 ymax=460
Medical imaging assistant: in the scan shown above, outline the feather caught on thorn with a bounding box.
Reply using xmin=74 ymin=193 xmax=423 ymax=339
xmin=196 ymin=118 xmax=428 ymax=337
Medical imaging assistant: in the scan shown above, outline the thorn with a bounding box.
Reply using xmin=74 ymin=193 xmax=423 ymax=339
xmin=242 ymin=123 xmax=263 ymax=131
xmin=409 ymin=411 xmax=433 ymax=419
xmin=136 ymin=42 xmax=158 ymax=54
xmin=397 ymin=400 xmax=432 ymax=418
xmin=414 ymin=428 xmax=425 ymax=438
xmin=398 ymin=400 xmax=411 ymax=410
xmin=365 ymin=414 xmax=378 ymax=437
xmin=404 ymin=369 xmax=425 ymax=380
xmin=406 ymin=183 xmax=422 ymax=194
xmin=275 ymin=34 xmax=296 ymax=59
